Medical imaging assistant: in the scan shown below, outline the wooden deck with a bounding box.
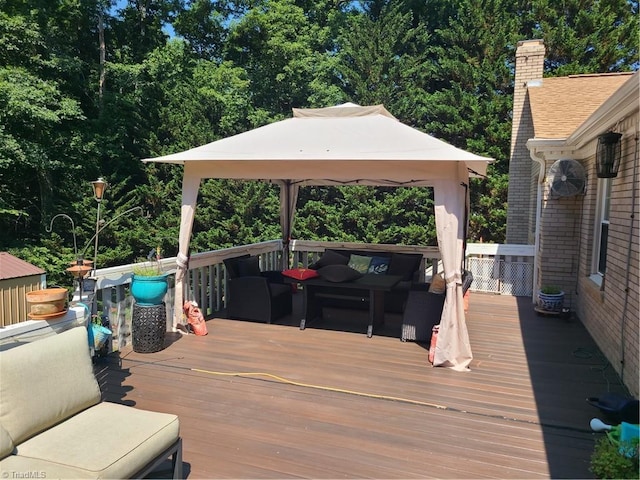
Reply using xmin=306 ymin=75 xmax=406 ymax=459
xmin=96 ymin=292 xmax=627 ymax=479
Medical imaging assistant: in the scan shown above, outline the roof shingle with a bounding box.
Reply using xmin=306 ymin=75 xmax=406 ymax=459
xmin=527 ymin=73 xmax=634 ymax=139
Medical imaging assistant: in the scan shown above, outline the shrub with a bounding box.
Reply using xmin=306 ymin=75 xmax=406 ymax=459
xmin=540 ymin=285 xmax=562 ymax=295
xmin=590 ymin=436 xmax=639 ymax=479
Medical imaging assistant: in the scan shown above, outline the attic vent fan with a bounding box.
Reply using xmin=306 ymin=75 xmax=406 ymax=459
xmin=547 ymin=159 xmax=586 ymax=197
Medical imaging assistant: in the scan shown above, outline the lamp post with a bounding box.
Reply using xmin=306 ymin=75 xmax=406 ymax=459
xmin=91 ymin=177 xmax=107 ymax=275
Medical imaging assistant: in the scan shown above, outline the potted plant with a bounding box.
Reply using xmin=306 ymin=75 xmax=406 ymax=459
xmin=536 ymin=285 xmax=565 ymax=312
xmin=130 ymin=247 xmax=169 ymax=306
xmin=590 ymin=435 xmax=639 ymax=479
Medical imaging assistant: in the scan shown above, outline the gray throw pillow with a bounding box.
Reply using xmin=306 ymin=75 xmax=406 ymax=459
xmin=309 ymin=249 xmax=349 ymax=269
xmin=317 ymin=265 xmax=362 ymax=282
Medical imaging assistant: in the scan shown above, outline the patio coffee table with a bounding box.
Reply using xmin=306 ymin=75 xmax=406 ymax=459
xmin=293 ymin=274 xmax=403 ymax=337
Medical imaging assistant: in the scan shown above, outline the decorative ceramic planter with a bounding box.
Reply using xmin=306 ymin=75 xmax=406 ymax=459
xmin=536 ymin=290 xmax=565 ymax=312
xmin=130 ymin=273 xmax=169 ymax=306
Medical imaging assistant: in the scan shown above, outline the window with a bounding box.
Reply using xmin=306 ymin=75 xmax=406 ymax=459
xmin=591 ymin=178 xmax=612 ymax=286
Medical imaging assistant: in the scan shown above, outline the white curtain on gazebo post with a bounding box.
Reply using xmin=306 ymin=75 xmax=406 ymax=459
xmin=432 ymin=162 xmax=472 ymax=371
xmin=173 ymin=164 xmax=201 ymax=330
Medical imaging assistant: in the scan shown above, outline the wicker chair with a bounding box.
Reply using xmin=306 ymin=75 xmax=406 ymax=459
xmin=401 ymin=270 xmax=473 ymax=342
xmin=223 ymin=255 xmax=292 ymax=323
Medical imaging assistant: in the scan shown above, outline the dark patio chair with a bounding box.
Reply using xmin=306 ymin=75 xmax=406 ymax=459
xmin=223 ymin=255 xmax=292 ymax=323
xmin=401 ymin=269 xmax=473 ymax=342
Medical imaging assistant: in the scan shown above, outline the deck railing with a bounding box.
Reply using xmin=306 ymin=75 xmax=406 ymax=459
xmin=5 ymin=240 xmax=534 ymax=351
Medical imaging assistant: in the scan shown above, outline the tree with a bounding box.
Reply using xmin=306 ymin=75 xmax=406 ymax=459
xmin=529 ymin=0 xmax=639 ymax=75
xmin=225 ymin=0 xmax=345 ymax=114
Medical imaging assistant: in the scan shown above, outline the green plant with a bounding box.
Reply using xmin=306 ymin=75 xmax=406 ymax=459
xmin=540 ymin=285 xmax=562 ymax=295
xmin=132 ymin=262 xmax=163 ymax=276
xmin=590 ymin=436 xmax=639 ymax=479
xmin=132 ymin=247 xmax=165 ymax=276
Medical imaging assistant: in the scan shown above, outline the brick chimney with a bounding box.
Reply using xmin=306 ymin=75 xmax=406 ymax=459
xmin=506 ymin=39 xmax=545 ymax=244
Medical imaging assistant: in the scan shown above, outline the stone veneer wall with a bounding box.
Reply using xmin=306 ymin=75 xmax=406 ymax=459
xmin=506 ymin=39 xmax=545 ymax=244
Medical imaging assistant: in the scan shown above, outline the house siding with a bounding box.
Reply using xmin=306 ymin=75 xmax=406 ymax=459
xmin=575 ymin=122 xmax=639 ymax=397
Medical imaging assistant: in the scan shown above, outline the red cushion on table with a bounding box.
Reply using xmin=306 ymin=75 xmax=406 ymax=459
xmin=282 ymin=268 xmax=319 ymax=280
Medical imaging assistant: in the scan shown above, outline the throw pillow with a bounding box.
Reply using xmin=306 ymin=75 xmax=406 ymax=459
xmin=429 ymin=273 xmax=446 ymax=294
xmin=348 ymin=254 xmax=372 ymax=274
xmin=309 ymin=249 xmax=349 ymax=270
xmin=282 ymin=268 xmax=320 ymax=280
xmin=223 ymin=254 xmax=251 ymax=279
xmin=237 ymin=256 xmax=261 ymax=277
xmin=387 ymin=253 xmax=422 ymax=281
xmin=317 ymin=265 xmax=362 ymax=283
xmin=367 ymin=256 xmax=390 ymax=274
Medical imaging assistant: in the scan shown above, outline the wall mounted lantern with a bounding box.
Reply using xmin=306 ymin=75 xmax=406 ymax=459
xmin=596 ymin=132 xmax=622 ymax=178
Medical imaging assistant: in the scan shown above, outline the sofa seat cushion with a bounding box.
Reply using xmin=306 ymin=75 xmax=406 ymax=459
xmin=269 ymin=282 xmax=292 ymax=298
xmin=0 ymin=454 xmax=92 ymax=479
xmin=12 ymin=402 xmax=179 ymax=479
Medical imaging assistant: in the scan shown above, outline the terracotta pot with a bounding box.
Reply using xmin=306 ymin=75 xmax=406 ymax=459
xmin=26 ymin=288 xmax=68 ymax=316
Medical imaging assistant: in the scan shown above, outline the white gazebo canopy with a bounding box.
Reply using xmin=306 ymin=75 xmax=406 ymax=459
xmin=143 ymin=103 xmax=493 ymax=371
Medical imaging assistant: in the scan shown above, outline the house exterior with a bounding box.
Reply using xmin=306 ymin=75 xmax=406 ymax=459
xmin=0 ymin=252 xmax=46 ymax=327
xmin=506 ymin=39 xmax=639 ymax=397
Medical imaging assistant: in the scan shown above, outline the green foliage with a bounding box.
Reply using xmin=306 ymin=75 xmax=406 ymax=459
xmin=1 ymin=0 xmax=638 ymax=279
xmin=540 ymin=285 xmax=562 ymax=295
xmin=9 ymin=244 xmax=76 ymax=288
xmin=294 ymin=186 xmax=436 ymax=245
xmin=590 ymin=435 xmax=639 ymax=479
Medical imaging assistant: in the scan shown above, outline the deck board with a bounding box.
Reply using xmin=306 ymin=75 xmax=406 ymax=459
xmin=96 ymin=293 xmax=625 ymax=479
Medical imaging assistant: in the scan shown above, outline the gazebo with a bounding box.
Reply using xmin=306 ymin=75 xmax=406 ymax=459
xmin=143 ymin=103 xmax=493 ymax=371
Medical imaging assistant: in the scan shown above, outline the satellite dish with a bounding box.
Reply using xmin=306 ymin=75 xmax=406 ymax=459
xmin=548 ymin=159 xmax=586 ymax=197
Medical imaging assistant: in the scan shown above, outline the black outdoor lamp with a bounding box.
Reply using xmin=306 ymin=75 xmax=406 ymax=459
xmin=91 ymin=177 xmax=107 ymax=273
xmin=596 ymin=132 xmax=622 ymax=178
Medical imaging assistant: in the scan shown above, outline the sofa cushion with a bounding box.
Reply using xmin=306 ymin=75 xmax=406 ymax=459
xmin=282 ymin=268 xmax=320 ymax=280
xmin=0 ymin=455 xmax=90 ymax=479
xmin=367 ymin=256 xmax=390 ymax=274
xmin=387 ymin=253 xmax=422 ymax=281
xmin=309 ymin=249 xmax=349 ymax=269
xmin=223 ymin=254 xmax=251 ymax=279
xmin=237 ymin=256 xmax=261 ymax=277
xmin=0 ymin=424 xmax=14 ymax=460
xmin=317 ymin=265 xmax=362 ymax=283
xmin=13 ymin=402 xmax=179 ymax=479
xmin=348 ymin=254 xmax=372 ymax=274
xmin=0 ymin=327 xmax=101 ymax=445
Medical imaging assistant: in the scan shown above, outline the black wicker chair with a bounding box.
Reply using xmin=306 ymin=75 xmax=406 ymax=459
xmin=223 ymin=255 xmax=292 ymax=323
xmin=401 ymin=269 xmax=473 ymax=342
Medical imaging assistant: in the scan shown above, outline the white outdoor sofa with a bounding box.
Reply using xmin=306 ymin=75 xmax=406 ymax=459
xmin=0 ymin=326 xmax=182 ymax=479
